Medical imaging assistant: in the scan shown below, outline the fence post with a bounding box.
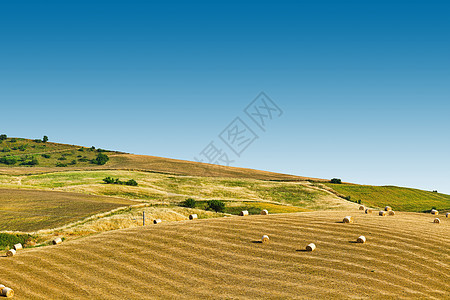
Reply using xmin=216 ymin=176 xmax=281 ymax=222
xmin=143 ymin=211 xmax=145 ymax=226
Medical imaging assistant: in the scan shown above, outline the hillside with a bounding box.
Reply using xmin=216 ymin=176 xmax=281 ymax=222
xmin=0 ymin=137 xmax=320 ymax=181
xmin=323 ymin=183 xmax=450 ymax=212
xmin=0 ymin=211 xmax=448 ymax=299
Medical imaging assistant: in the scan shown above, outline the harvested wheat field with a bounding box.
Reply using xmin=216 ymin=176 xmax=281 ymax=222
xmin=0 ymin=211 xmax=448 ymax=299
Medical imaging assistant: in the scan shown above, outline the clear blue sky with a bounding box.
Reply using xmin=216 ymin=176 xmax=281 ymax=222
xmin=1 ymin=1 xmax=449 ymax=193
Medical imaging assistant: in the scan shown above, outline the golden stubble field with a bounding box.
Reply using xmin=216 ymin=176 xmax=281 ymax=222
xmin=0 ymin=210 xmax=448 ymax=299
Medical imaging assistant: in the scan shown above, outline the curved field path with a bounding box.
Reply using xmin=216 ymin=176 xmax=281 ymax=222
xmin=0 ymin=211 xmax=448 ymax=299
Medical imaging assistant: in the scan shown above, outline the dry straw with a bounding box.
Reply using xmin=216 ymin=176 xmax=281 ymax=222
xmin=357 ymin=236 xmax=366 ymax=243
xmin=434 ymin=218 xmax=440 ymax=224
xmin=306 ymin=243 xmax=316 ymax=251
xmin=6 ymin=249 xmax=16 ymax=257
xmin=384 ymin=206 xmax=392 ymax=211
xmin=260 ymin=209 xmax=269 ymax=215
xmin=189 ymin=214 xmax=198 ymax=220
xmin=153 ymin=219 xmax=162 ymax=224
xmin=240 ymin=210 xmax=249 ymax=216
xmin=379 ymin=211 xmax=387 ymax=216
xmin=261 ymin=235 xmax=270 ymax=243
xmin=53 ymin=237 xmax=62 ymax=245
xmin=388 ymin=211 xmax=395 ymax=216
xmin=431 ymin=209 xmax=439 ymax=215
xmin=1 ymin=287 xmax=14 ymax=298
xmin=343 ymin=216 xmax=354 ymax=223
xmin=13 ymin=243 xmax=22 ymax=251
xmin=359 ymin=206 xmax=365 ymax=211
xmin=365 ymin=208 xmax=372 ymax=214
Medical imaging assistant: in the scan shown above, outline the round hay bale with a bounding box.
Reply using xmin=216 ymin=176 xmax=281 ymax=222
xmin=434 ymin=218 xmax=440 ymax=224
xmin=365 ymin=208 xmax=372 ymax=214
xmin=357 ymin=236 xmax=366 ymax=243
xmin=343 ymin=216 xmax=353 ymax=223
xmin=261 ymin=235 xmax=270 ymax=243
xmin=52 ymin=237 xmax=62 ymax=245
xmin=240 ymin=210 xmax=249 ymax=216
xmin=189 ymin=214 xmax=198 ymax=220
xmin=384 ymin=206 xmax=392 ymax=211
xmin=6 ymin=249 xmax=16 ymax=257
xmin=446 ymin=212 xmax=449 ymax=218
xmin=0 ymin=284 xmax=5 ymax=290
xmin=359 ymin=205 xmax=365 ymax=211
xmin=13 ymin=243 xmax=23 ymax=251
xmin=379 ymin=211 xmax=387 ymax=216
xmin=260 ymin=209 xmax=269 ymax=215
xmin=153 ymin=219 xmax=162 ymax=224
xmin=388 ymin=211 xmax=395 ymax=216
xmin=306 ymin=243 xmax=316 ymax=251
xmin=431 ymin=209 xmax=438 ymax=215
xmin=1 ymin=287 xmax=14 ymax=298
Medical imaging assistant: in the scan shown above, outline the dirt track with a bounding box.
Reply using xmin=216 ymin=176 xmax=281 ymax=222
xmin=0 ymin=210 xmax=448 ymax=299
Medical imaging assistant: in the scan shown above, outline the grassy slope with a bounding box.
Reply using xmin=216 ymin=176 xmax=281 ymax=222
xmin=0 ymin=211 xmax=447 ymax=299
xmin=0 ymin=189 xmax=134 ymax=231
xmin=0 ymin=138 xmax=116 ymax=168
xmin=324 ymin=183 xmax=450 ymax=212
xmin=0 ymin=170 xmax=350 ymax=209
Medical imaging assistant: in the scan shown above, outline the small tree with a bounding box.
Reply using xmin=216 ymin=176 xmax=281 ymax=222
xmin=182 ymin=198 xmax=196 ymax=208
xmin=207 ymin=200 xmax=225 ymax=212
xmin=93 ymin=153 xmax=109 ymax=165
xmin=43 ymin=135 xmax=48 ymax=143
xmin=0 ymin=134 xmax=7 ymax=141
xmin=330 ymin=178 xmax=342 ymax=184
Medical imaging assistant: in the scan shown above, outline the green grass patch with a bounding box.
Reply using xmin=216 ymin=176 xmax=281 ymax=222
xmin=0 ymin=233 xmax=34 ymax=250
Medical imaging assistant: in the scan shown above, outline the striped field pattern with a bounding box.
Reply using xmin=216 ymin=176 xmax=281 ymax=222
xmin=0 ymin=211 xmax=448 ymax=299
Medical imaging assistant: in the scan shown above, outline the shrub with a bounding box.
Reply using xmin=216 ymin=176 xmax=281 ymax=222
xmin=9 ymin=138 xmax=16 ymax=143
xmin=33 ymin=139 xmax=42 ymax=143
xmin=58 ymin=156 xmax=67 ymax=161
xmin=126 ymin=179 xmax=138 ymax=186
xmin=92 ymin=153 xmax=109 ymax=165
xmin=78 ymin=148 xmax=84 ymax=152
xmin=103 ymin=176 xmax=116 ymax=184
xmin=0 ymin=134 xmax=7 ymax=141
xmin=78 ymin=158 xmax=89 ymax=162
xmin=18 ymin=144 xmax=28 ymax=151
xmin=90 ymin=146 xmax=96 ymax=151
xmin=20 ymin=157 xmax=39 ymax=166
xmin=56 ymin=162 xmax=68 ymax=167
xmin=70 ymin=160 xmax=77 ymax=165
xmin=102 ymin=176 xmax=138 ymax=186
xmin=182 ymin=198 xmax=196 ymax=208
xmin=2 ymin=147 xmax=11 ymax=153
xmin=0 ymin=156 xmax=17 ymax=165
xmin=207 ymin=200 xmax=225 ymax=212
xmin=330 ymin=178 xmax=342 ymax=184
xmin=41 ymin=154 xmax=51 ymax=158
xmin=43 ymin=135 xmax=48 ymax=143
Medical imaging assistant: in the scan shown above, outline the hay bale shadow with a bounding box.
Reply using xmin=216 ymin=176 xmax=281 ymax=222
xmin=348 ymin=241 xmax=358 ymax=244
xmin=296 ymin=249 xmax=310 ymax=252
xmin=252 ymin=241 xmax=262 ymax=244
